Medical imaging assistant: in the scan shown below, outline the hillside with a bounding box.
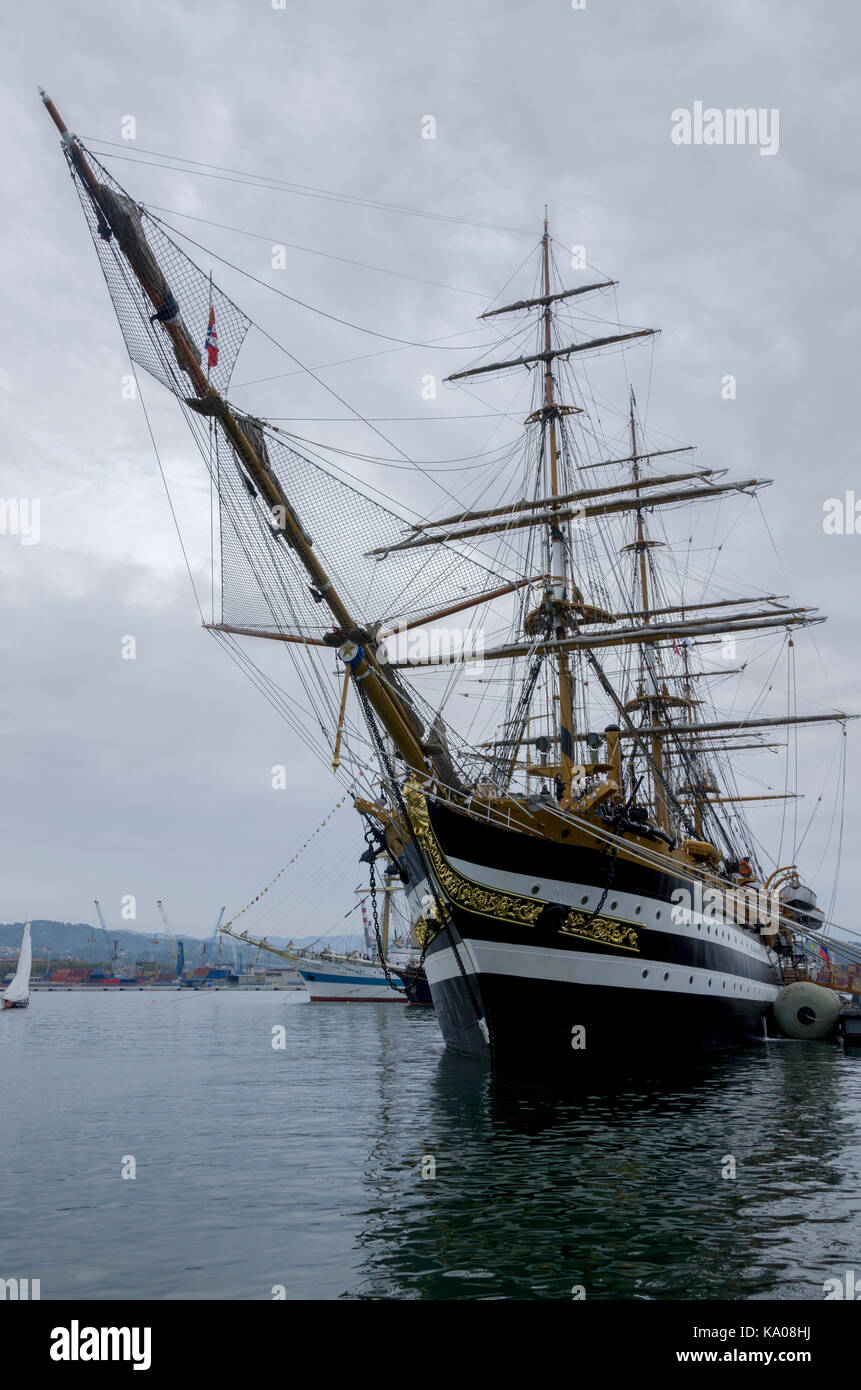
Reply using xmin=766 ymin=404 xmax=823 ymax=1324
xmin=0 ymin=921 xmax=367 ymax=969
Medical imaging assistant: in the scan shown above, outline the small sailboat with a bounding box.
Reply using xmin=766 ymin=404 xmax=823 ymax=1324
xmin=2 ymin=922 xmax=32 ymax=1009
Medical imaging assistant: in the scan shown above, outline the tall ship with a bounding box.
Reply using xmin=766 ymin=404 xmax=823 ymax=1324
xmin=222 ymin=879 xmax=414 ymax=1003
xmin=41 ymin=92 xmax=857 ymax=1076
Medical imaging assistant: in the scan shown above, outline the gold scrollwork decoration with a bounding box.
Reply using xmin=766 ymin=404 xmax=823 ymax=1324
xmin=403 ymin=785 xmax=640 ymax=953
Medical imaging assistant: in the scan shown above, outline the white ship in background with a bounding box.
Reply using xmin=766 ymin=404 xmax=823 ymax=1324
xmin=224 ymin=878 xmax=413 ymax=1002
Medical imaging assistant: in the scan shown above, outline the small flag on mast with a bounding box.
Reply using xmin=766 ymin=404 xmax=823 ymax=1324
xmin=205 ymin=305 xmax=218 ymax=369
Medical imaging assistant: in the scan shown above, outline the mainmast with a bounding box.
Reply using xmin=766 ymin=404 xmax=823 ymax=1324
xmin=540 ymin=217 xmax=576 ymax=800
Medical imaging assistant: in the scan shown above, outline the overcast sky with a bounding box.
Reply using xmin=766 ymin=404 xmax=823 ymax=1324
xmin=1 ymin=0 xmax=859 ymax=944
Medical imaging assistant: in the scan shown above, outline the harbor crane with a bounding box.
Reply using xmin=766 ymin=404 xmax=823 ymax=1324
xmin=93 ymin=899 xmax=120 ymax=969
xmin=202 ymin=907 xmax=226 ymax=964
xmin=156 ymin=898 xmax=185 ymax=977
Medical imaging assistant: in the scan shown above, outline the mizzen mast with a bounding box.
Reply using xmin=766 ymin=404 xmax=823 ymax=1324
xmin=626 ymin=394 xmax=669 ymax=829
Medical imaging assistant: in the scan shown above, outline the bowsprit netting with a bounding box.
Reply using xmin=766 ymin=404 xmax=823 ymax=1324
xmin=217 ymin=423 xmax=509 ymax=638
xmin=66 ymin=150 xmax=250 ymax=397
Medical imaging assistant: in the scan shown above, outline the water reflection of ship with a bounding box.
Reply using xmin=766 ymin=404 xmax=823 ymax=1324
xmin=350 ymin=1041 xmax=846 ymax=1300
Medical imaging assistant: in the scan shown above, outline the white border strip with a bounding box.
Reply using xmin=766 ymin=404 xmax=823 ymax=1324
xmin=426 ymin=937 xmax=779 ymax=1002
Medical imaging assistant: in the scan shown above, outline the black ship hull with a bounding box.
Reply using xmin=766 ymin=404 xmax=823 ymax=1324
xmin=415 ymin=799 xmax=780 ymax=1080
xmin=392 ymin=963 xmax=434 ymax=1006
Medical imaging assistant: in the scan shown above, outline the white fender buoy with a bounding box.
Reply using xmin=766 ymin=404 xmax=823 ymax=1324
xmin=773 ymin=982 xmax=841 ymax=1040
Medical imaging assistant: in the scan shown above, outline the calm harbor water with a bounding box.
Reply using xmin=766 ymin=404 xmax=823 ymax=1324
xmin=1 ymin=991 xmax=859 ymax=1300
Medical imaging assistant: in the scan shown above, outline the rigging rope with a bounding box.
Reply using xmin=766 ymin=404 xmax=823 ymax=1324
xmin=223 ymin=795 xmax=349 ymax=930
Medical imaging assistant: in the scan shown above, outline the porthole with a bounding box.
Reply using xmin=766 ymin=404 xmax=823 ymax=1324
xmin=531 ymin=884 xmax=541 ymax=894
xmin=642 ymin=969 xmax=649 ymax=978
xmin=708 ymin=979 xmax=712 ymax=988
xmin=689 ymin=975 xmax=694 ymax=984
xmin=697 ymin=923 xmax=702 ymax=932
xmin=655 ymin=910 xmax=661 ymax=920
xmin=635 ymin=905 xmax=642 ymax=915
xmin=581 ymin=895 xmax=589 ymax=905
xmin=663 ymin=972 xmax=669 ymax=981
xmin=609 ymin=900 xmax=618 ymax=911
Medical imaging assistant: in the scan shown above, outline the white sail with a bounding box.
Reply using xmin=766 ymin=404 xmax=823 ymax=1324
xmin=3 ymin=923 xmax=31 ymax=1004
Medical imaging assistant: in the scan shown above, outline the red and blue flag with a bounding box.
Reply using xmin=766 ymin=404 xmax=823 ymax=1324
xmin=205 ymin=306 xmax=218 ymax=369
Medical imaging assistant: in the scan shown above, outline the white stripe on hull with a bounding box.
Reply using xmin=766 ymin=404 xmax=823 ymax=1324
xmin=297 ymin=965 xmax=407 ymax=1003
xmin=425 ymin=937 xmax=780 ymax=1003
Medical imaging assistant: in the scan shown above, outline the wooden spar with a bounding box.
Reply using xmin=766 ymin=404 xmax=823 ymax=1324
xmin=513 ymin=742 xmax=786 ymax=758
xmin=42 ymin=92 xmax=431 ymax=779
xmin=614 ymin=712 xmax=856 ymax=738
xmin=204 ymin=623 xmax=329 ymax=645
xmin=376 ymin=576 xmax=537 ymax=638
xmin=204 ymin=580 xmax=537 ymax=644
xmin=445 ymin=328 xmax=657 ymax=382
xmin=404 ymin=469 xmax=720 ymax=533
xmin=390 ymin=611 xmax=822 ymax=667
xmin=677 ymin=793 xmax=803 ymax=804
xmin=675 ymin=743 xmax=786 ymax=752
xmin=480 ymin=734 xmax=785 ymax=752
xmin=367 ymin=477 xmax=771 ymax=554
xmin=627 ymin=596 xmax=791 ymax=621
xmin=578 ymin=446 xmax=695 ymax=473
xmin=221 ymin=924 xmax=304 ymax=964
xmin=480 ymin=281 xmax=616 ymax=318
xmin=665 ymin=667 xmax=749 ymax=679
xmin=331 ymin=669 xmax=350 ymax=772
xmin=623 ymin=597 xmax=790 ymax=619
